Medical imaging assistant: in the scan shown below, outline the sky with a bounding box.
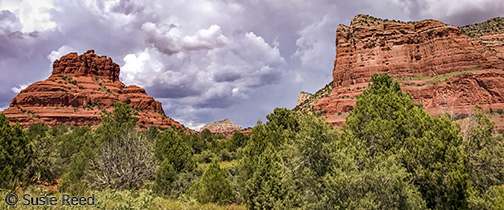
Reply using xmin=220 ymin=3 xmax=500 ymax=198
xmin=0 ymin=0 xmax=503 ymax=130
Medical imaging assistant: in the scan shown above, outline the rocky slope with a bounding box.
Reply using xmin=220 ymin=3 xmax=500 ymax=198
xmin=1 ymin=50 xmax=184 ymax=129
xmin=200 ymin=118 xmax=241 ymax=133
xmin=297 ymin=15 xmax=504 ymax=127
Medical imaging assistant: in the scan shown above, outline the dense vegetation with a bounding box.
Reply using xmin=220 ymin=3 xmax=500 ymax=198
xmin=1 ymin=73 xmax=504 ymax=209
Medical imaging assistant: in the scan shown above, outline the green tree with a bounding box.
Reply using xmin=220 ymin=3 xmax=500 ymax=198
xmin=464 ymin=106 xmax=504 ymax=209
xmin=230 ymin=131 xmax=248 ymax=152
xmin=343 ymin=73 xmax=470 ymax=209
xmin=291 ymin=114 xmax=338 ymax=208
xmin=0 ymin=114 xmax=32 ymax=190
xmin=243 ymin=145 xmax=297 ymax=209
xmin=26 ymin=122 xmax=49 ymax=140
xmin=237 ymin=118 xmax=300 ymax=209
xmin=155 ymin=129 xmax=195 ymax=173
xmin=323 ymin=153 xmax=427 ymax=210
xmin=153 ymin=159 xmax=177 ymax=197
xmin=465 ymin=106 xmax=504 ymax=192
xmin=200 ymin=128 xmax=213 ymax=143
xmin=266 ymin=107 xmax=299 ymax=133
xmin=60 ymin=103 xmax=152 ymax=192
xmin=191 ymin=160 xmax=233 ymax=204
xmin=25 ymin=134 xmax=63 ymax=183
xmin=59 ymin=129 xmax=100 ymax=193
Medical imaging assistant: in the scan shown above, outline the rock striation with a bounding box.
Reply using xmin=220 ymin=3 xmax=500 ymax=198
xmin=297 ymin=15 xmax=504 ymax=127
xmin=200 ymin=118 xmax=241 ymax=133
xmin=1 ymin=50 xmax=184 ymax=129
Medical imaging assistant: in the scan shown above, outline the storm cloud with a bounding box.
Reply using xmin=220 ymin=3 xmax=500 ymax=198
xmin=0 ymin=0 xmax=503 ymax=129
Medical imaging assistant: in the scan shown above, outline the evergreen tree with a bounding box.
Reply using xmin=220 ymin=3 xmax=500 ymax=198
xmin=237 ymin=118 xmax=300 ymax=209
xmin=155 ymin=129 xmax=195 ymax=173
xmin=343 ymin=73 xmax=470 ymax=209
xmin=0 ymin=113 xmax=33 ymax=190
xmin=230 ymin=131 xmax=248 ymax=152
xmin=26 ymin=122 xmax=49 ymax=140
xmin=25 ymin=133 xmax=64 ymax=183
xmin=191 ymin=160 xmax=233 ymax=204
xmin=291 ymin=114 xmax=337 ymax=208
xmin=465 ymin=106 xmax=504 ymax=192
xmin=200 ymin=128 xmax=213 ymax=143
xmin=153 ymin=159 xmax=177 ymax=197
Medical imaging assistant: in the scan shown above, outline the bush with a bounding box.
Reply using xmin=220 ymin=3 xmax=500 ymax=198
xmin=196 ymin=150 xmax=217 ymax=163
xmin=153 ymin=160 xmax=177 ymax=196
xmin=190 ymin=160 xmax=233 ymax=204
xmin=219 ymin=149 xmax=233 ymax=162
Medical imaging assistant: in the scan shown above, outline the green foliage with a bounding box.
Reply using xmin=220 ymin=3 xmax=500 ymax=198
xmin=266 ymin=107 xmax=299 ymax=132
xmin=240 ymin=145 xmax=297 ymax=209
xmin=187 ymin=133 xmax=206 ymax=153
xmin=25 ymin=134 xmax=64 ymax=182
xmin=58 ymin=130 xmax=99 ymax=193
xmin=155 ymin=129 xmax=195 ymax=173
xmin=196 ymin=150 xmax=217 ymax=163
xmin=464 ymin=106 xmax=504 ymax=209
xmin=27 ymin=122 xmax=49 ymax=139
xmin=289 ymin=114 xmax=337 ymax=208
xmin=230 ymin=131 xmax=248 ymax=152
xmin=0 ymin=113 xmax=33 ymax=190
xmin=61 ymin=103 xmax=152 ymax=192
xmin=191 ymin=160 xmax=233 ymax=204
xmin=237 ymin=113 xmax=301 ymax=209
xmin=100 ymin=102 xmax=138 ymax=133
xmin=323 ymin=154 xmax=427 ymax=209
xmin=343 ymin=73 xmax=470 ymax=209
xmin=483 ymin=186 xmax=504 ymax=210
xmin=153 ymin=160 xmax=177 ymax=196
xmin=497 ymin=109 xmax=504 ymax=115
xmin=200 ymin=128 xmax=213 ymax=143
xmin=25 ymin=123 xmax=62 ymax=182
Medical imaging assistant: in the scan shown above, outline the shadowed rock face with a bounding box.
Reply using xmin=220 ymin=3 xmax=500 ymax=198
xmin=1 ymin=50 xmax=184 ymax=129
xmin=305 ymin=14 xmax=504 ymax=127
xmin=201 ymin=118 xmax=241 ymax=133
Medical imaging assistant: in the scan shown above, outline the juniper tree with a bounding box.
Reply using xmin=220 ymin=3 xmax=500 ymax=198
xmin=343 ymin=73 xmax=470 ymax=209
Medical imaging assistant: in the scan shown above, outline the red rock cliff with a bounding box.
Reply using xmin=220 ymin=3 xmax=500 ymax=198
xmin=1 ymin=50 xmax=185 ymax=129
xmin=309 ymin=15 xmax=504 ymax=127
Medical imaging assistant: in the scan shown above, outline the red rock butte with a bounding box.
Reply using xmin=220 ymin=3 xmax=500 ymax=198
xmin=1 ymin=50 xmax=184 ymax=129
xmin=298 ymin=15 xmax=504 ymax=129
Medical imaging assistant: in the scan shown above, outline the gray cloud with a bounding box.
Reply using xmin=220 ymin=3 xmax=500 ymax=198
xmin=0 ymin=0 xmax=503 ymax=129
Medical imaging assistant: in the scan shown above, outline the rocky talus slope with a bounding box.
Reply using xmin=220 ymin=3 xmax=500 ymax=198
xmin=1 ymin=50 xmax=184 ymax=129
xmin=296 ymin=15 xmax=504 ymax=128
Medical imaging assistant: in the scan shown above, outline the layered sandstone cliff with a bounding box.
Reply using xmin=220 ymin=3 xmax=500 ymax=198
xmin=297 ymin=15 xmax=504 ymax=127
xmin=1 ymin=50 xmax=184 ymax=129
xmin=201 ymin=118 xmax=241 ymax=133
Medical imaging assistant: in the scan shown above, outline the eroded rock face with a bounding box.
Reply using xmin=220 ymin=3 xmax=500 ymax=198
xmin=200 ymin=118 xmax=241 ymax=133
xmin=297 ymin=92 xmax=313 ymax=106
xmin=2 ymin=50 xmax=184 ymax=129
xmin=308 ymin=15 xmax=504 ymax=127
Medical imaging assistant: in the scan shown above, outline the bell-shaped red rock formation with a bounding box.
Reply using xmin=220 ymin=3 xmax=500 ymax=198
xmin=2 ymin=50 xmax=184 ymax=129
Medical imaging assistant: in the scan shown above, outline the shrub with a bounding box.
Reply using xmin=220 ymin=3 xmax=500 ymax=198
xmin=191 ymin=160 xmax=233 ymax=204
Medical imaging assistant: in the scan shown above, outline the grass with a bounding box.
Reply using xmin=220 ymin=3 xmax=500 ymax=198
xmin=0 ymin=187 xmax=246 ymax=210
xmin=397 ymin=66 xmax=480 ymax=86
